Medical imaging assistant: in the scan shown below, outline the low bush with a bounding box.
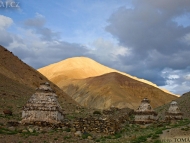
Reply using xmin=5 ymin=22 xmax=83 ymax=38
xmin=154 ymin=140 xmax=162 ymax=143
xmin=93 ymin=111 xmax=101 ymax=115
xmin=65 ymin=128 xmax=71 ymax=132
xmin=82 ymin=132 xmax=91 ymax=139
xmin=155 ymin=130 xmax=163 ymax=134
xmin=132 ymin=135 xmax=147 ymax=143
xmin=114 ymin=133 xmax=122 ymax=139
xmin=64 ymin=135 xmax=71 ymax=139
xmin=151 ymin=134 xmax=159 ymax=139
xmin=0 ymin=127 xmax=18 ymax=135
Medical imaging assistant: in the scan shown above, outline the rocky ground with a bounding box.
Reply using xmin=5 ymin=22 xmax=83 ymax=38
xmin=1 ymin=109 xmax=190 ymax=143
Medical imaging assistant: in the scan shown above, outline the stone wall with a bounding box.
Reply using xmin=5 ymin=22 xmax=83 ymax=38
xmin=72 ymin=117 xmax=121 ymax=135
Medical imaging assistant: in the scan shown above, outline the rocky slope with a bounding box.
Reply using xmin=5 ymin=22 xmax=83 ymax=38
xmin=60 ymin=72 xmax=177 ymax=109
xmin=156 ymin=91 xmax=190 ymax=119
xmin=0 ymin=45 xmax=78 ymax=114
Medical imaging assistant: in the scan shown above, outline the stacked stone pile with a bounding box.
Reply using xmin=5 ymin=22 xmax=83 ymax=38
xmin=117 ymin=114 xmax=130 ymax=124
xmin=134 ymin=98 xmax=157 ymax=124
xmin=21 ymin=82 xmax=64 ymax=125
xmin=165 ymin=100 xmax=183 ymax=120
xmin=73 ymin=117 xmax=120 ymax=135
xmin=102 ymin=107 xmax=119 ymax=115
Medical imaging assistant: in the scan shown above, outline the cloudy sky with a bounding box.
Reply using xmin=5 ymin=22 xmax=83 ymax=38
xmin=0 ymin=0 xmax=190 ymax=95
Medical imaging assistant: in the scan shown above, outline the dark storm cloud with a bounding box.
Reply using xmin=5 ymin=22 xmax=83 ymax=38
xmin=29 ymin=42 xmax=89 ymax=69
xmin=106 ymin=0 xmax=190 ymax=86
xmin=132 ymin=68 xmax=166 ymax=86
xmin=8 ymin=35 xmax=89 ymax=69
xmin=6 ymin=37 xmax=89 ymax=69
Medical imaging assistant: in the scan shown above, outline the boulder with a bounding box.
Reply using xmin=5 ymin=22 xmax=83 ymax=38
xmin=28 ymin=128 xmax=34 ymax=133
xmin=3 ymin=109 xmax=12 ymax=116
xmin=74 ymin=131 xmax=82 ymax=137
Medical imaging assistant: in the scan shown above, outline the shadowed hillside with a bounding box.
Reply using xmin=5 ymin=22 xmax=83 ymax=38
xmin=156 ymin=91 xmax=190 ymax=119
xmin=0 ymin=45 xmax=78 ymax=115
xmin=60 ymin=72 xmax=177 ymax=109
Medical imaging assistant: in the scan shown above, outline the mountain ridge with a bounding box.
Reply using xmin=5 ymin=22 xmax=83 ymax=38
xmin=38 ymin=56 xmax=177 ymax=96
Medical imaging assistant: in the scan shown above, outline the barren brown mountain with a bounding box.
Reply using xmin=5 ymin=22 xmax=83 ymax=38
xmin=61 ymin=72 xmax=177 ymax=109
xmin=38 ymin=57 xmax=177 ymax=96
xmin=38 ymin=57 xmax=178 ymax=109
xmin=0 ymin=45 xmax=78 ymax=115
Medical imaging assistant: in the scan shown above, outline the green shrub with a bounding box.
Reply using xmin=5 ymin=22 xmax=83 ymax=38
xmin=155 ymin=130 xmax=163 ymax=134
xmin=64 ymin=135 xmax=71 ymax=139
xmin=0 ymin=127 xmax=18 ymax=135
xmin=147 ymin=133 xmax=152 ymax=138
xmin=106 ymin=135 xmax=112 ymax=139
xmin=82 ymin=132 xmax=91 ymax=139
xmin=66 ymin=115 xmax=75 ymax=119
xmin=132 ymin=135 xmax=147 ymax=143
xmin=130 ymin=115 xmax=135 ymax=120
xmin=154 ymin=140 xmax=162 ymax=143
xmin=181 ymin=127 xmax=189 ymax=131
xmin=93 ymin=111 xmax=101 ymax=115
xmin=114 ymin=133 xmax=122 ymax=139
xmin=138 ymin=136 xmax=147 ymax=142
xmin=151 ymin=134 xmax=159 ymax=139
xmin=65 ymin=128 xmax=71 ymax=132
